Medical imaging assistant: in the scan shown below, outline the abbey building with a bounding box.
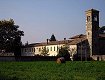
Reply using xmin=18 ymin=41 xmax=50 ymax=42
xmin=21 ymin=9 xmax=105 ymax=60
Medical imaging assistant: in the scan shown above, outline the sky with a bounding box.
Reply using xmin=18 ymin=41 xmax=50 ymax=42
xmin=0 ymin=0 xmax=105 ymax=44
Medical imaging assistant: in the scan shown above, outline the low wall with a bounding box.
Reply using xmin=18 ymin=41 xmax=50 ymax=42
xmin=0 ymin=56 xmax=60 ymax=61
xmin=0 ymin=56 xmax=15 ymax=61
xmin=1 ymin=56 xmax=105 ymax=61
xmin=15 ymin=56 xmax=59 ymax=61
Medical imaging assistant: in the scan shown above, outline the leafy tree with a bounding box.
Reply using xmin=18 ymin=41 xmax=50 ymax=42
xmin=0 ymin=19 xmax=24 ymax=56
xmin=41 ymin=47 xmax=49 ymax=56
xmin=57 ymin=45 xmax=70 ymax=60
xmin=49 ymin=34 xmax=56 ymax=41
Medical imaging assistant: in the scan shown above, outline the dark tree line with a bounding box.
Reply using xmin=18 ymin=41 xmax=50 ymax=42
xmin=0 ymin=19 xmax=24 ymax=56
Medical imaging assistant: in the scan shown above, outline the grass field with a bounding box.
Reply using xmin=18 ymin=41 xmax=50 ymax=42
xmin=0 ymin=61 xmax=105 ymax=80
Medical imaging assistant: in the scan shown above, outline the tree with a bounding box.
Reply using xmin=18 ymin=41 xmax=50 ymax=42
xmin=0 ymin=19 xmax=24 ymax=56
xmin=41 ymin=47 xmax=49 ymax=56
xmin=49 ymin=34 xmax=56 ymax=41
xmin=57 ymin=45 xmax=70 ymax=60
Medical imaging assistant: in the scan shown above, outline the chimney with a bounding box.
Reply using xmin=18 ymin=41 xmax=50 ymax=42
xmin=64 ymin=38 xmax=66 ymax=40
xmin=47 ymin=39 xmax=49 ymax=44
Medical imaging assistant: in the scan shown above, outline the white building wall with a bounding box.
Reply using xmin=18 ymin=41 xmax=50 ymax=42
xmin=69 ymin=45 xmax=77 ymax=56
xmin=34 ymin=44 xmax=65 ymax=56
xmin=35 ymin=46 xmax=43 ymax=55
xmin=21 ymin=47 xmax=35 ymax=56
xmin=46 ymin=45 xmax=58 ymax=56
xmin=21 ymin=44 xmax=65 ymax=56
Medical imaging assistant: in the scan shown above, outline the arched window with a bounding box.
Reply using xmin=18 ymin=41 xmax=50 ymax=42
xmin=87 ymin=16 xmax=91 ymax=22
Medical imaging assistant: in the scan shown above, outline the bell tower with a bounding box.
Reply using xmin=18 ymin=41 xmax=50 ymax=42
xmin=86 ymin=9 xmax=99 ymax=56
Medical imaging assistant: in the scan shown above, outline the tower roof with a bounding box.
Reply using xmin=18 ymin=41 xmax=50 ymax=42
xmin=85 ymin=9 xmax=99 ymax=13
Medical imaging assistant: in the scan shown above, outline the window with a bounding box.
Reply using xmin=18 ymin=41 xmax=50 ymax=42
xmin=87 ymin=16 xmax=91 ymax=22
xmin=29 ymin=48 xmax=31 ymax=52
xmin=47 ymin=47 xmax=49 ymax=52
xmin=57 ymin=46 xmax=59 ymax=51
xmin=39 ymin=48 xmax=41 ymax=52
xmin=47 ymin=47 xmax=49 ymax=51
xmin=34 ymin=48 xmax=35 ymax=52
xmin=32 ymin=48 xmax=33 ymax=52
xmin=61 ymin=46 xmax=62 ymax=49
xmin=21 ymin=49 xmax=23 ymax=53
xmin=25 ymin=48 xmax=27 ymax=52
xmin=88 ymin=32 xmax=89 ymax=35
xmin=54 ymin=46 xmax=55 ymax=51
xmin=50 ymin=47 xmax=52 ymax=51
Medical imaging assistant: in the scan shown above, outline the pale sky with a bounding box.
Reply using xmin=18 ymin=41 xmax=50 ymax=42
xmin=0 ymin=0 xmax=105 ymax=44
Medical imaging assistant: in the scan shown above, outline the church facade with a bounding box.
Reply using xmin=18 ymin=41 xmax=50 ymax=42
xmin=21 ymin=9 xmax=105 ymax=61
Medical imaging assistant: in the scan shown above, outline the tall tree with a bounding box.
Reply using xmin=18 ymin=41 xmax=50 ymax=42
xmin=49 ymin=34 xmax=56 ymax=41
xmin=0 ymin=19 xmax=24 ymax=56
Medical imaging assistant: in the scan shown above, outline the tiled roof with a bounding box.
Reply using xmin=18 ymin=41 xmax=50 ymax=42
xmin=69 ymin=38 xmax=87 ymax=45
xmin=69 ymin=34 xmax=86 ymax=39
xmin=22 ymin=34 xmax=87 ymax=48
xmin=34 ymin=40 xmax=71 ymax=46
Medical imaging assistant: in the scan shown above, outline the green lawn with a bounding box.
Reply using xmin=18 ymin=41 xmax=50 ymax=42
xmin=0 ymin=61 xmax=105 ymax=80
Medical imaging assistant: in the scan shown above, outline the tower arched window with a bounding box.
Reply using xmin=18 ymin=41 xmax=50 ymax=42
xmin=87 ymin=16 xmax=91 ymax=22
